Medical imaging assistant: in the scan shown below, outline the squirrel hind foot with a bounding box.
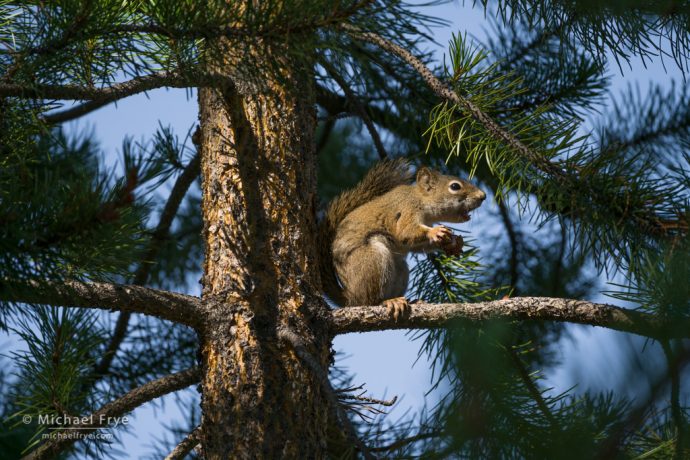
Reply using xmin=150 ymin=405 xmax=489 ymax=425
xmin=382 ymin=296 xmax=410 ymax=322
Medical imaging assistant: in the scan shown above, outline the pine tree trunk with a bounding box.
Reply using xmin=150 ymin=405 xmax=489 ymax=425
xmin=197 ymin=48 xmax=331 ymax=457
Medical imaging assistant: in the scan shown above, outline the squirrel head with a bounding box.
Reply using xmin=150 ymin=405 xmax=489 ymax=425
xmin=415 ymin=167 xmax=486 ymax=223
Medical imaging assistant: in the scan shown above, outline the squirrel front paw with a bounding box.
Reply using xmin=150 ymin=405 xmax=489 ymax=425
xmin=440 ymin=234 xmax=464 ymax=256
xmin=427 ymin=225 xmax=452 ymax=244
xmin=382 ymin=297 xmax=410 ymax=322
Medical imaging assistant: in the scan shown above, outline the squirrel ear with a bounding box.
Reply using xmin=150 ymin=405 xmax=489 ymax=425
xmin=416 ymin=167 xmax=437 ymax=191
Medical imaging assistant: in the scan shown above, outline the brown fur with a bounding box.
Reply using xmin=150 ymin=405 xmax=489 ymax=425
xmin=319 ymin=160 xmax=486 ymax=310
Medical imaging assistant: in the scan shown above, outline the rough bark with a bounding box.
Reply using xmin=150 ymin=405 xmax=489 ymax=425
xmin=197 ymin=41 xmax=331 ymax=458
xmin=0 ymin=279 xmax=202 ymax=329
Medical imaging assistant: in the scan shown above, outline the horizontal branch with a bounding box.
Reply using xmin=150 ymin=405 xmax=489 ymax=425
xmin=22 ymin=367 xmax=201 ymax=460
xmin=330 ymin=297 xmax=690 ymax=340
xmin=15 ymin=0 xmax=374 ymax=58
xmin=1 ymin=279 xmax=203 ymax=330
xmin=0 ymin=71 xmax=180 ymax=100
xmin=1 ymin=71 xmax=234 ymax=104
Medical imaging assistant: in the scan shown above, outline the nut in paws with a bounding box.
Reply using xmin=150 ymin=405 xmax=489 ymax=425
xmin=441 ymin=234 xmax=464 ymax=256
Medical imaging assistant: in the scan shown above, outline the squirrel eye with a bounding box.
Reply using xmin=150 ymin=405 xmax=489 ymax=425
xmin=449 ymin=182 xmax=462 ymax=191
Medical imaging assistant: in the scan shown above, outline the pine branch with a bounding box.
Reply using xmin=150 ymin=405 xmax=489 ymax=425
xmin=21 ymin=367 xmax=201 ymax=460
xmin=1 ymin=280 xmax=203 ymax=330
xmin=11 ymin=0 xmax=376 ymax=60
xmin=0 ymin=71 xmax=182 ymax=100
xmin=595 ymin=345 xmax=690 ymax=459
xmin=164 ymin=426 xmax=201 ymax=460
xmin=330 ymin=297 xmax=690 ymax=340
xmin=0 ymin=71 xmax=233 ymax=102
xmin=41 ymin=99 xmax=113 ymax=124
xmin=508 ymin=347 xmax=557 ymax=427
xmin=342 ymin=25 xmax=566 ymax=178
xmin=110 ymin=0 xmax=376 ymax=38
xmin=347 ymin=27 xmax=688 ymax=247
xmin=94 ymin=153 xmax=201 ymax=377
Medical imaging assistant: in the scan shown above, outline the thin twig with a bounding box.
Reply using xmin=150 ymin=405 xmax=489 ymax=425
xmin=340 ymin=393 xmax=398 ymax=407
xmin=662 ymin=340 xmax=686 ymax=460
xmin=164 ymin=426 xmax=201 ymax=460
xmin=321 ymin=60 xmax=387 ymax=160
xmin=370 ymin=430 xmax=442 ymax=453
xmin=508 ymin=347 xmax=557 ymax=427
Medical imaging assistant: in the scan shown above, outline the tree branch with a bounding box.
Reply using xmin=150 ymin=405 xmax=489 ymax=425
xmin=42 ymin=99 xmax=114 ymax=124
xmin=164 ymin=426 xmax=201 ymax=460
xmin=370 ymin=430 xmax=442 ymax=453
xmin=22 ymin=367 xmax=201 ymax=460
xmin=342 ymin=25 xmax=566 ymax=178
xmin=1 ymin=279 xmax=203 ymax=330
xmin=13 ymin=0 xmax=376 ymax=61
xmin=1 ymin=71 xmax=233 ymax=103
xmin=330 ymin=297 xmax=690 ymax=340
xmin=508 ymin=347 xmax=557 ymax=426
xmin=0 ymin=71 xmax=182 ymax=100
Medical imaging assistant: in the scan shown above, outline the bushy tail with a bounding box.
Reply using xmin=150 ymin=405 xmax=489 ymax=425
xmin=318 ymin=158 xmax=413 ymax=305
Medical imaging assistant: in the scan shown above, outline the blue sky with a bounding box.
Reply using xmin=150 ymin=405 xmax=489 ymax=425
xmin=29 ymin=1 xmax=686 ymax=457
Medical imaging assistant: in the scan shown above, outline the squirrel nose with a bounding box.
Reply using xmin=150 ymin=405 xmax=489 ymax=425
xmin=477 ymin=190 xmax=486 ymax=201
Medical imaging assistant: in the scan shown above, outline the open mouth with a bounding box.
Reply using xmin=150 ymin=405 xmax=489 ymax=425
xmin=459 ymin=211 xmax=471 ymax=221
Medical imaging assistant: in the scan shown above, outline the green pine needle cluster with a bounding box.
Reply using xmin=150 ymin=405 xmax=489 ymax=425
xmin=7 ymin=307 xmax=105 ymax=452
